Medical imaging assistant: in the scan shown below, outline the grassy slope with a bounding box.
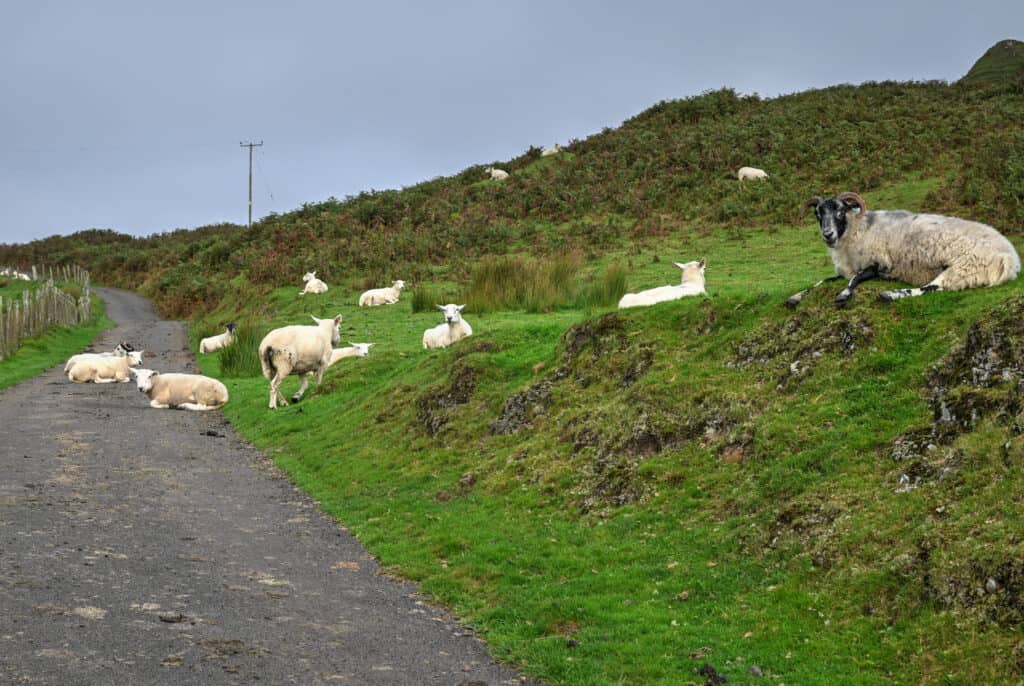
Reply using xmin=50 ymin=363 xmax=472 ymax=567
xmin=959 ymin=39 xmax=1024 ymax=88
xmin=194 ymin=178 xmax=1024 ymax=685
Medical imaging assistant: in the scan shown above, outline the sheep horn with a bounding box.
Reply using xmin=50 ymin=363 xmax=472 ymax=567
xmin=837 ymin=192 xmax=867 ymax=216
xmin=800 ymin=197 xmax=824 ymax=219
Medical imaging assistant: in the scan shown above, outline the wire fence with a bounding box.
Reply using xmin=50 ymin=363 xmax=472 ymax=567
xmin=0 ymin=265 xmax=93 ymax=360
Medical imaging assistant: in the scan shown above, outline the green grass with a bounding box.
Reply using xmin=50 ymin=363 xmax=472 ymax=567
xmin=194 ymin=181 xmax=1024 ymax=684
xmin=0 ymin=294 xmax=111 ymax=390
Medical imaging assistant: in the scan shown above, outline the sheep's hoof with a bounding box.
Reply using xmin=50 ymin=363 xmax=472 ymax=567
xmin=877 ymin=291 xmax=896 ymax=303
xmin=834 ymin=295 xmax=851 ymax=308
xmin=291 ymin=395 xmax=303 ymax=404
xmin=784 ymin=297 xmax=801 ymax=309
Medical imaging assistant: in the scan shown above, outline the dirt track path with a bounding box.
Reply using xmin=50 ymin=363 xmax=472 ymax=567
xmin=0 ymin=287 xmax=537 ymax=685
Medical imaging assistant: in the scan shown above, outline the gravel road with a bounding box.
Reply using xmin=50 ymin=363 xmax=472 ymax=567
xmin=0 ymin=287 xmax=539 ymax=685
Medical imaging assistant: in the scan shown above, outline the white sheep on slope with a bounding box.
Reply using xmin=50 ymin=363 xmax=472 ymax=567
xmin=737 ymin=166 xmax=769 ymax=181
xmin=787 ymin=192 xmax=1021 ymax=308
xmin=618 ymin=260 xmax=706 ymax=308
xmin=199 ymin=323 xmax=237 ymax=353
xmin=259 ymin=315 xmax=342 ymax=409
xmin=299 ymin=271 xmax=328 ymax=295
xmin=484 ymin=167 xmax=509 ymax=181
xmin=541 ymin=144 xmax=563 ymax=157
xmin=67 ymin=354 xmax=143 ymax=383
xmin=359 ymin=280 xmax=406 ymax=306
xmin=422 ymin=304 xmax=472 ymax=349
xmin=129 ymin=368 xmax=229 ymax=411
xmin=328 ymin=342 xmax=374 ymax=367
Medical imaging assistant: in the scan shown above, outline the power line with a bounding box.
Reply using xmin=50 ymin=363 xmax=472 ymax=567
xmin=240 ymin=141 xmax=263 ymax=228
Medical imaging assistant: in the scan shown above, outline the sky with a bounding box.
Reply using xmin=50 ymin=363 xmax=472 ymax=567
xmin=1 ymin=1 xmax=1021 ymax=245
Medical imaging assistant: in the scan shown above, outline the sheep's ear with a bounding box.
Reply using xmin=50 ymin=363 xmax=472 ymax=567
xmin=310 ymin=315 xmax=319 ymax=323
xmin=457 ymin=304 xmax=466 ymax=311
xmin=436 ymin=304 xmax=445 ymax=311
xmin=699 ymin=258 xmax=706 ymax=268
xmin=334 ymin=314 xmax=343 ymax=324
xmin=673 ymin=262 xmax=686 ymax=269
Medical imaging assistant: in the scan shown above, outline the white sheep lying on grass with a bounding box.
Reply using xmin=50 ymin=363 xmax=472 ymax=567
xmin=788 ymin=192 xmax=1022 ymax=307
xmin=359 ymin=280 xmax=406 ymax=306
xmin=67 ymin=353 xmax=144 ymax=383
xmin=541 ymin=144 xmax=563 ymax=157
xmin=423 ymin=304 xmax=472 ymax=349
xmin=199 ymin=323 xmax=237 ymax=353
xmin=737 ymin=166 xmax=769 ymax=181
xmin=129 ymin=368 xmax=229 ymax=410
xmin=259 ymin=314 xmax=342 ymax=409
xmin=328 ymin=342 xmax=374 ymax=367
xmin=299 ymin=271 xmax=328 ymax=295
xmin=484 ymin=167 xmax=509 ymax=181
xmin=618 ymin=260 xmax=706 ymax=308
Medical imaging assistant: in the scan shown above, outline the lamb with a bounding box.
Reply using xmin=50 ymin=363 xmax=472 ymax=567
xmin=618 ymin=260 xmax=707 ymax=308
xmin=737 ymin=166 xmax=769 ymax=181
xmin=787 ymin=192 xmax=1021 ymax=308
xmin=259 ymin=314 xmax=342 ymax=408
xmin=422 ymin=304 xmax=473 ymax=349
xmin=328 ymin=342 xmax=374 ymax=367
xmin=358 ymin=280 xmax=406 ymax=307
xmin=299 ymin=271 xmax=328 ymax=295
xmin=199 ymin=322 xmax=237 ymax=353
xmin=129 ymin=368 xmax=229 ymax=411
xmin=64 ymin=341 xmax=139 ymax=372
xmin=484 ymin=167 xmax=509 ymax=181
xmin=66 ymin=352 xmax=144 ymax=383
xmin=541 ymin=143 xmax=563 ymax=157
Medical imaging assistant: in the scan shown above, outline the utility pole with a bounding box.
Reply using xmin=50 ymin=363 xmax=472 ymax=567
xmin=240 ymin=141 xmax=263 ymax=228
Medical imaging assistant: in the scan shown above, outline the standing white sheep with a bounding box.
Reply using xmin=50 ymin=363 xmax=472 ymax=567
xmin=787 ymin=192 xmax=1021 ymax=307
xmin=422 ymin=304 xmax=473 ymax=349
xmin=199 ymin=323 xmax=237 ymax=353
xmin=299 ymin=271 xmax=328 ymax=295
xmin=259 ymin=315 xmax=342 ymax=409
xmin=737 ymin=166 xmax=769 ymax=181
xmin=618 ymin=260 xmax=706 ymax=308
xmin=484 ymin=167 xmax=509 ymax=181
xmin=129 ymin=368 xmax=229 ymax=411
xmin=328 ymin=342 xmax=374 ymax=367
xmin=358 ymin=280 xmax=406 ymax=306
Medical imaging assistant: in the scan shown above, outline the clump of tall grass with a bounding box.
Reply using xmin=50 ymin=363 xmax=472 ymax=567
xmin=466 ymin=252 xmax=582 ymax=313
xmin=411 ymin=283 xmax=460 ymax=313
xmin=216 ymin=323 xmax=264 ymax=378
xmin=574 ymin=262 xmax=628 ymax=309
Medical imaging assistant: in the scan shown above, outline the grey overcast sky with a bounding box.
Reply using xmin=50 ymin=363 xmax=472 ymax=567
xmin=1 ymin=1 xmax=1021 ymax=245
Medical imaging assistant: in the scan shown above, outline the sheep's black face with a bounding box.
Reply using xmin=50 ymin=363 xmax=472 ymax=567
xmin=813 ymin=198 xmax=854 ymax=247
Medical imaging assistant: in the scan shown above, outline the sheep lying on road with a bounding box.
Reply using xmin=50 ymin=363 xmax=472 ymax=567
xmin=618 ymin=260 xmax=706 ymax=308
xmin=67 ymin=353 xmax=144 ymax=383
xmin=299 ymin=271 xmax=328 ymax=295
xmin=199 ymin=323 xmax=237 ymax=353
xmin=423 ymin=304 xmax=472 ymax=349
xmin=129 ymin=368 xmax=229 ymax=410
xmin=65 ymin=342 xmax=140 ymax=372
xmin=328 ymin=342 xmax=374 ymax=367
xmin=259 ymin=315 xmax=342 ymax=408
xmin=788 ymin=191 xmax=1021 ymax=307
xmin=359 ymin=280 xmax=406 ymax=306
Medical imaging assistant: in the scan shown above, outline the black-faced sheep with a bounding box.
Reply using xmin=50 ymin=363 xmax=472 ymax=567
xmin=199 ymin=323 xmax=237 ymax=353
xmin=787 ymin=192 xmax=1021 ymax=308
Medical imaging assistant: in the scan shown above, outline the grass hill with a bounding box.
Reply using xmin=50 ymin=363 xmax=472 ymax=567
xmin=3 ymin=43 xmax=1024 ymax=685
xmin=959 ymin=38 xmax=1024 ymax=89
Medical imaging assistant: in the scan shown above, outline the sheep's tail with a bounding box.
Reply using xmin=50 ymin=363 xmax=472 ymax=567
xmin=263 ymin=346 xmax=277 ymax=378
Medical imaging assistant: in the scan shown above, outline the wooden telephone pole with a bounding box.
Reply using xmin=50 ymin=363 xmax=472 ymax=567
xmin=240 ymin=141 xmax=263 ymax=228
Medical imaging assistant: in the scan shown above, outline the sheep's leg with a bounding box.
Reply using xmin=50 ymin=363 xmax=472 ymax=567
xmin=785 ymin=275 xmax=842 ymax=308
xmin=834 ymin=264 xmax=882 ymax=308
xmin=878 ymin=268 xmax=944 ymax=301
xmin=149 ymin=400 xmax=170 ymax=409
xmin=291 ymin=372 xmax=313 ymax=403
xmin=180 ymin=402 xmax=213 ymax=411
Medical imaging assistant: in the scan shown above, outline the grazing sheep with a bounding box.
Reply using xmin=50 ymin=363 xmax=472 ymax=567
xmin=0 ymin=267 xmax=31 ymax=281
xmin=299 ymin=271 xmax=328 ymax=295
xmin=737 ymin=166 xmax=769 ymax=181
xmin=328 ymin=342 xmax=374 ymax=367
xmin=422 ymin=304 xmax=473 ymax=349
xmin=129 ymin=368 xmax=229 ymax=411
xmin=618 ymin=260 xmax=707 ymax=308
xmin=67 ymin=352 xmax=144 ymax=383
xmin=484 ymin=167 xmax=509 ymax=181
xmin=358 ymin=280 xmax=406 ymax=307
xmin=787 ymin=192 xmax=1021 ymax=308
xmin=199 ymin=323 xmax=237 ymax=353
xmin=64 ymin=342 xmax=139 ymax=372
xmin=541 ymin=143 xmax=563 ymax=157
xmin=259 ymin=314 xmax=342 ymax=409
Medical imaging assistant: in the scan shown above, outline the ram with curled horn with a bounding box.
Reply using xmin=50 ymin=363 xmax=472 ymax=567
xmin=786 ymin=191 xmax=1020 ymax=308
